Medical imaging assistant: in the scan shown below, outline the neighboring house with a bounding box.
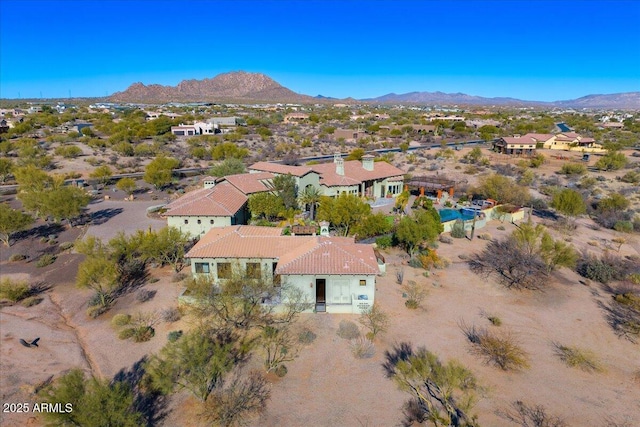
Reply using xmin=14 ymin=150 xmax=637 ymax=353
xmin=284 ymin=113 xmax=309 ymax=123
xmin=333 ymin=128 xmax=367 ymax=141
xmin=543 ymin=132 xmax=603 ymax=151
xmin=185 ymin=225 xmax=384 ymax=313
xmin=171 ymin=124 xmax=198 ymax=136
xmin=493 ymin=135 xmax=539 ymax=155
xmin=0 ymin=119 xmax=9 ymax=134
xmin=163 ymin=173 xmax=275 ymax=236
xmin=207 ymin=116 xmax=245 ymax=127
xmin=250 ymin=155 xmax=404 ymax=199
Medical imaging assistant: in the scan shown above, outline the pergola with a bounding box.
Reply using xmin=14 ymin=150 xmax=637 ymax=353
xmin=405 ymin=176 xmax=457 ymax=198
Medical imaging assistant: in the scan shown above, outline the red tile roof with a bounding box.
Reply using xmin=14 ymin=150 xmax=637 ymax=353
xmin=221 ymin=172 xmax=274 ymax=194
xmin=500 ymin=137 xmax=537 ymax=147
xmin=164 ymin=182 xmax=247 ymax=217
xmin=249 ymin=162 xmax=314 ymax=177
xmin=309 ymin=160 xmax=404 ymax=187
xmin=185 ymin=226 xmax=379 ymax=275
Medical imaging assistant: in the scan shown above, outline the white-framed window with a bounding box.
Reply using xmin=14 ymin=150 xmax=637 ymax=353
xmin=194 ymin=262 xmax=210 ymax=274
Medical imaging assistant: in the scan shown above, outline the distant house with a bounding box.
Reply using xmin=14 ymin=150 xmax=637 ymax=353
xmin=0 ymin=119 xmax=9 ymax=134
xmin=333 ymin=128 xmax=367 ymax=142
xmin=207 ymin=117 xmax=245 ymax=127
xmin=493 ymin=135 xmax=538 ymax=155
xmin=185 ymin=225 xmax=384 ymax=313
xmin=284 ymin=113 xmax=309 ymax=123
xmin=544 ymin=132 xmax=602 ymax=151
xmin=171 ymin=124 xmax=198 ymax=136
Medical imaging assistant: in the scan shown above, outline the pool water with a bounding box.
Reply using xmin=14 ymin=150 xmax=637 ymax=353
xmin=438 ymin=209 xmax=479 ymax=222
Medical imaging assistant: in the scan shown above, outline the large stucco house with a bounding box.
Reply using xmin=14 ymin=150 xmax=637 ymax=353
xmin=494 ymin=132 xmax=603 ymax=155
xmin=185 ymin=225 xmax=384 ymax=313
xmin=250 ymin=154 xmax=405 ymax=198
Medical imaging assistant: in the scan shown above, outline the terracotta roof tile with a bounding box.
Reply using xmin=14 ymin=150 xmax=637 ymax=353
xmin=222 ymin=172 xmax=274 ymax=194
xmin=309 ymin=160 xmax=404 ymax=187
xmin=164 ymin=182 xmax=247 ymax=217
xmin=249 ymin=162 xmax=314 ymax=177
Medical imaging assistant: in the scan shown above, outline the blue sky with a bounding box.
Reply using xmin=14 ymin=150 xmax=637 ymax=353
xmin=1 ymin=0 xmax=639 ymax=101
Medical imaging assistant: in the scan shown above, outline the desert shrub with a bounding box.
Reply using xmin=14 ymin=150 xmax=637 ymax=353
xmin=171 ymin=272 xmax=187 ymax=283
xmin=402 ymin=280 xmax=428 ymax=310
xmin=552 ymin=343 xmax=603 ymax=372
xmin=0 ymin=278 xmax=31 ymax=302
xmin=408 ymin=257 xmax=423 ymax=268
xmin=439 ymin=234 xmax=453 ymax=244
xmin=478 ymin=232 xmax=492 ymax=240
xmin=147 ymin=276 xmax=160 ymax=283
xmin=297 ymin=327 xmax=317 ymax=344
xmin=9 ymin=254 xmax=27 ymax=262
xmin=359 ymin=304 xmax=390 ymax=340
xmin=167 ymin=330 xmax=183 ymax=342
xmin=337 ymin=320 xmax=361 ymax=340
xmin=161 ymin=307 xmax=181 ymax=323
xmin=58 ymin=241 xmax=74 ymax=252
xmin=111 ymin=313 xmax=132 ymax=327
xmin=620 ymin=171 xmax=640 ymax=184
xmin=396 ymin=269 xmax=405 ymax=285
xmin=21 ymin=296 xmax=43 ymax=307
xmin=450 ymin=220 xmax=466 ymax=238
xmin=135 ymin=288 xmax=156 ymax=303
xmin=488 ymin=316 xmax=502 ymax=326
xmin=560 ymin=162 xmax=587 ymax=175
xmin=87 ymin=305 xmax=109 ymax=319
xmin=461 ymin=322 xmax=529 ymax=371
xmin=36 ymin=254 xmax=56 ymax=268
xmin=497 ymin=401 xmax=566 ymax=427
xmin=118 ymin=327 xmax=136 ymax=340
xmin=418 ymin=250 xmax=449 ymax=270
xmin=132 ymin=326 xmax=155 ymax=342
xmin=350 ymin=337 xmax=375 ymax=359
xmin=614 ymin=220 xmax=634 ymax=233
xmin=375 ymin=235 xmax=393 ymax=249
xmin=274 ymin=364 xmax=288 ymax=378
xmin=497 ymin=225 xmax=506 ymax=231
xmin=577 ymin=253 xmax=631 ymax=284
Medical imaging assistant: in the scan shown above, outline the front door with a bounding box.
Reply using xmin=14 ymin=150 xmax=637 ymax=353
xmin=315 ymin=279 xmax=326 ymax=312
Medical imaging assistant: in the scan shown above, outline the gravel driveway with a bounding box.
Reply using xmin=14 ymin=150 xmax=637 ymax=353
xmin=84 ymin=199 xmax=167 ymax=241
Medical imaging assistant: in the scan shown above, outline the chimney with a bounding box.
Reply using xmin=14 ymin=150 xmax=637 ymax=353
xmin=335 ymin=157 xmax=344 ymax=176
xmin=362 ymin=154 xmax=374 ymax=171
xmin=319 ymin=221 xmax=330 ymax=236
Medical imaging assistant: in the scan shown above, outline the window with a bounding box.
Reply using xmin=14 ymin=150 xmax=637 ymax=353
xmin=210 ymin=219 xmax=214 ymax=225
xmin=246 ymin=262 xmax=261 ymax=279
xmin=197 ymin=219 xmax=201 ymax=224
xmin=360 ymin=279 xmax=367 ymax=286
xmin=194 ymin=262 xmax=210 ymax=274
xmin=184 ymin=219 xmax=188 ymax=224
xmin=217 ymin=262 xmax=231 ymax=279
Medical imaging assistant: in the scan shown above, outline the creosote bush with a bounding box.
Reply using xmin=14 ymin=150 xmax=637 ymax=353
xmin=297 ymin=327 xmax=317 ymax=344
xmin=0 ymin=278 xmax=31 ymax=302
xmin=36 ymin=254 xmax=56 ymax=268
xmin=552 ymin=342 xmax=603 ymax=372
xmin=460 ymin=321 xmax=529 ymax=371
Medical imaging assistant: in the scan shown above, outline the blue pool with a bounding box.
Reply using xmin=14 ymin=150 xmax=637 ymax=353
xmin=438 ymin=208 xmax=481 ymax=223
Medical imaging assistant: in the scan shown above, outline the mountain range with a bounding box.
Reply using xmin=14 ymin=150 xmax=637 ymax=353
xmin=109 ymin=71 xmax=640 ymax=109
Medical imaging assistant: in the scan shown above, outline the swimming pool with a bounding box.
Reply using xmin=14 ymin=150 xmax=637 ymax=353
xmin=438 ymin=209 xmax=480 ymax=222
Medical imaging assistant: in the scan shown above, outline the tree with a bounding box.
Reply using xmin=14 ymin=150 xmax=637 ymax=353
xmin=551 ymin=188 xmax=586 ymax=219
xmin=474 ymin=174 xmax=530 ymax=206
xmin=383 ymin=343 xmax=479 ymax=427
xmin=145 ymin=329 xmax=247 ymax=402
xmin=317 ymin=193 xmax=371 ymax=236
xmin=271 ymin=173 xmax=298 ymax=210
xmin=209 ymin=158 xmax=246 ymax=177
xmin=116 ymin=177 xmax=137 ymax=195
xmin=144 ymin=155 xmax=179 ymax=189
xmin=298 ymin=185 xmax=322 ymax=221
xmin=358 ymin=303 xmax=390 ymax=340
xmin=261 ymin=325 xmax=300 ymax=372
xmin=39 ymin=368 xmax=143 ymax=427
xmin=42 ymin=185 xmax=91 ymax=223
xmin=595 ymin=151 xmax=627 ymax=171
xmin=0 ymin=204 xmax=33 ymax=247
xmin=76 ymin=255 xmax=120 ymax=307
xmin=137 ymin=227 xmax=191 ymax=272
xmin=395 ymin=209 xmax=443 ymax=256
xmin=90 ymin=165 xmax=113 ymax=187
xmin=345 ymin=148 xmax=366 ymax=161
xmin=352 ymin=212 xmax=393 ymax=238
xmin=248 ymin=192 xmax=285 ymax=222
xmin=0 ymin=158 xmax=13 ymax=183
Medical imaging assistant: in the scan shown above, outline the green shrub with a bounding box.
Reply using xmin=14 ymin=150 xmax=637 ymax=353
xmin=161 ymin=307 xmax=181 ymax=323
xmin=87 ymin=305 xmax=108 ymax=319
xmin=408 ymin=257 xmax=423 ymax=268
xmin=614 ymin=221 xmax=634 ymax=233
xmin=58 ymin=241 xmax=74 ymax=252
xmin=620 ymin=171 xmax=640 ymax=184
xmin=497 ymin=225 xmax=506 ymax=231
xmin=337 ymin=320 xmax=360 ymax=340
xmin=132 ymin=326 xmax=154 ymax=342
xmin=297 ymin=328 xmax=317 ymax=344
xmin=462 ymin=323 xmax=529 ymax=371
xmin=21 ymin=296 xmax=43 ymax=307
xmin=553 ymin=343 xmax=603 ymax=372
xmin=9 ymin=254 xmax=27 ymax=262
xmin=451 ymin=220 xmax=466 ymax=238
xmin=577 ymin=254 xmax=631 ymax=284
xmin=560 ymin=163 xmax=586 ymax=175
xmin=375 ymin=235 xmax=393 ymax=248
xmin=167 ymin=330 xmax=183 ymax=342
xmin=274 ymin=364 xmax=288 ymax=377
xmin=111 ymin=314 xmax=132 ymax=327
xmin=118 ymin=328 xmax=136 ymax=340
xmin=36 ymin=254 xmax=56 ymax=268
xmin=0 ymin=278 xmax=31 ymax=302
xmin=488 ymin=316 xmax=502 ymax=326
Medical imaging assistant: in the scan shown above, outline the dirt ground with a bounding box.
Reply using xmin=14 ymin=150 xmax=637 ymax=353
xmin=1 ymin=147 xmax=639 ymax=426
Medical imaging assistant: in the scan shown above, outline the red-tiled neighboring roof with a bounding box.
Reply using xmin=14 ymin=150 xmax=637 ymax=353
xmin=499 ymin=137 xmax=537 ymax=146
xmin=309 ymin=160 xmax=404 ymax=187
xmin=185 ymin=226 xmax=379 ymax=275
xmin=221 ymin=172 xmax=274 ymax=194
xmin=249 ymin=162 xmax=314 ymax=177
xmin=275 ymin=238 xmax=379 ymax=275
xmin=525 ymin=133 xmax=554 ymax=142
xmin=164 ymin=182 xmax=247 ymax=217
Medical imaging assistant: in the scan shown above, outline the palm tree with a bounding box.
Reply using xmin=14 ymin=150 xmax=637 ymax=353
xmin=298 ymin=186 xmax=322 ymax=221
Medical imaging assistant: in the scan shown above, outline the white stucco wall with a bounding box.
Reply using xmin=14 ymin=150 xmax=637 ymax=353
xmin=167 ymin=215 xmax=232 ymax=238
xmin=282 ymin=274 xmax=376 ymax=314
